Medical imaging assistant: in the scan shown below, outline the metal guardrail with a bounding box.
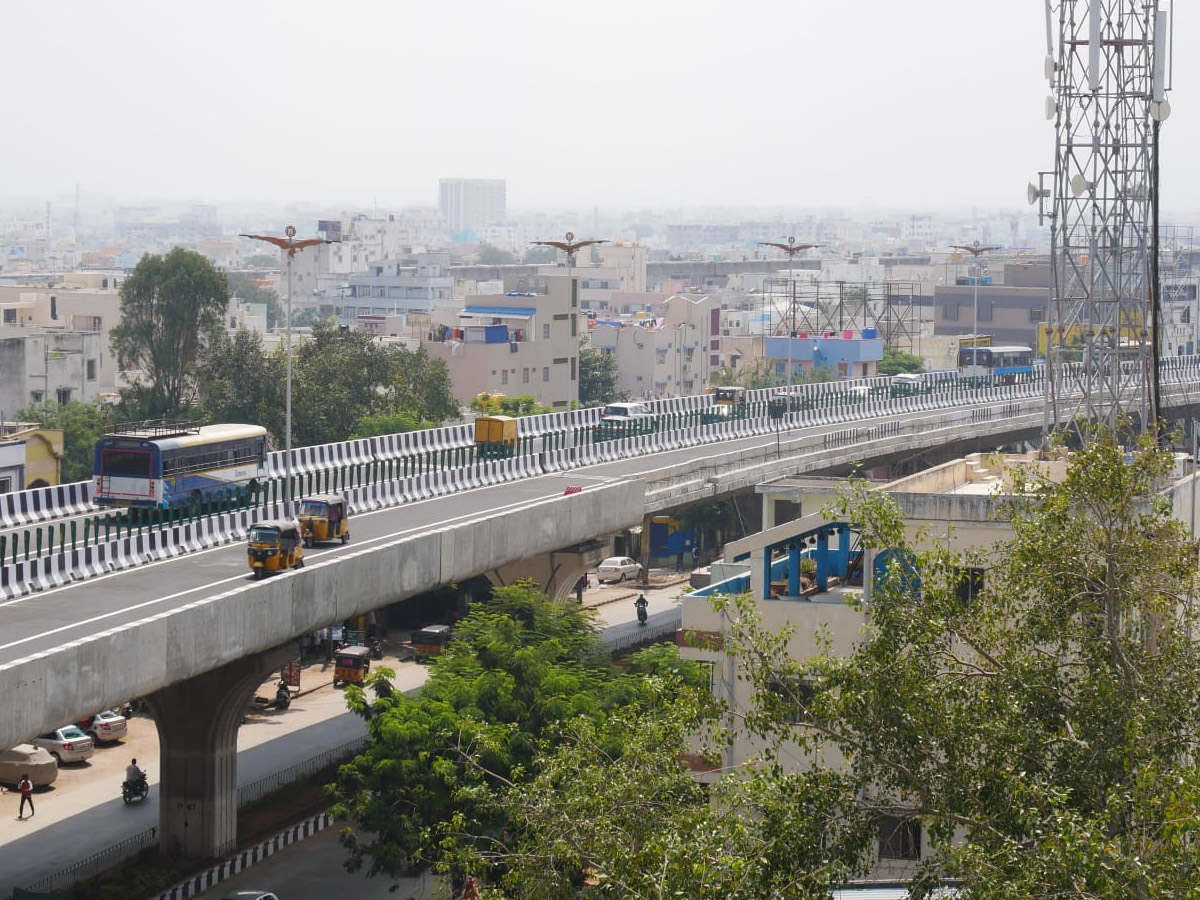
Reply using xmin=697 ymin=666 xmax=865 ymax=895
xmin=15 ymin=825 xmax=159 ymax=896
xmin=9 ymin=737 xmax=370 ymax=899
xmin=237 ymin=735 xmax=368 ymax=807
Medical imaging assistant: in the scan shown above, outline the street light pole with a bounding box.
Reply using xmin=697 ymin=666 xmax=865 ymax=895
xmin=239 ymin=226 xmax=338 ymax=517
xmin=759 ymin=237 xmax=817 ymax=386
xmin=950 ymin=241 xmax=999 ymax=362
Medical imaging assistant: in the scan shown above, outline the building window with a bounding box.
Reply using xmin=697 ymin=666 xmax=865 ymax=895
xmin=523 ymin=367 xmax=530 ymax=384
xmin=571 ymin=279 xmax=578 ymax=307
xmin=500 ymin=370 xmax=509 ymax=386
xmin=878 ymin=817 xmax=921 ymax=861
xmin=1182 ymin=307 xmax=1192 ymax=324
xmin=570 ymin=356 xmax=577 ymax=381
xmin=543 ymin=323 xmax=550 ymax=340
xmin=56 ymin=388 xmax=71 ymax=405
xmin=87 ymin=359 xmax=97 ymax=381
xmin=955 ymin=567 xmax=985 ymax=605
xmin=571 ymin=316 xmax=578 ymax=337
xmin=766 ymin=674 xmax=817 ymax=725
xmin=1029 ymin=307 xmax=1046 ymax=323
xmin=31 ymin=391 xmax=43 ymax=404
xmin=2 ymin=309 xmax=14 ymax=324
xmin=0 ymin=477 xmax=10 ymax=494
xmin=542 ymin=366 xmax=550 ymax=382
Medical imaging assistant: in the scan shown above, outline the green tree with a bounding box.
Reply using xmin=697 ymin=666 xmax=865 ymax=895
xmin=17 ymin=400 xmax=115 ymax=483
xmin=244 ymin=253 xmax=280 ymax=269
xmin=717 ymin=430 xmax=1200 ymax=898
xmin=383 ymin=345 xmax=459 ymax=425
xmin=477 ymin=243 xmax=517 ymax=265
xmin=287 ymin=322 xmax=396 ymax=447
xmin=876 ymin=348 xmax=924 ymax=375
xmin=195 ymin=328 xmax=280 ymax=433
xmin=110 ymin=247 xmax=229 ymax=417
xmin=349 ymin=410 xmax=428 ymax=439
xmin=226 ymin=271 xmax=282 ymax=329
xmin=329 ymin=581 xmax=707 ymax=880
xmin=578 ymin=346 xmax=628 ymax=406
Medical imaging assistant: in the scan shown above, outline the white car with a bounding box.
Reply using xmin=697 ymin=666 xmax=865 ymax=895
xmin=33 ymin=726 xmax=94 ymax=765
xmin=79 ymin=709 xmax=128 ymax=744
xmin=596 ymin=556 xmax=642 ymax=584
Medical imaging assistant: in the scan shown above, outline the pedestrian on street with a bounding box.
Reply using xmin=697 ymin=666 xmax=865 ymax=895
xmin=17 ymin=774 xmax=33 ymax=820
xmin=675 ymin=550 xmax=684 ymax=572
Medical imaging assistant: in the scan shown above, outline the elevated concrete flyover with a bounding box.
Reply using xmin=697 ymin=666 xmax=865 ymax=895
xmin=0 ymin=476 xmax=643 ymax=858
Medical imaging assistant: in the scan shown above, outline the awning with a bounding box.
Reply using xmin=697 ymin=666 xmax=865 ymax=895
xmin=460 ymin=306 xmax=536 ymax=319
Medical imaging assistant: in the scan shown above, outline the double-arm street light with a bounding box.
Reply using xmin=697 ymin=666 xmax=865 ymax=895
xmin=239 ymin=226 xmax=338 ymax=516
xmin=949 ymin=241 xmax=1000 ymax=361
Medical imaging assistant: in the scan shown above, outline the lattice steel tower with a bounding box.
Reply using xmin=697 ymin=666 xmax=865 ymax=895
xmin=1037 ymin=1 xmax=1172 ymax=439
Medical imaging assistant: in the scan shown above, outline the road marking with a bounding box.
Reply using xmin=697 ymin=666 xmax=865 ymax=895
xmin=0 ymin=480 xmax=626 ymax=655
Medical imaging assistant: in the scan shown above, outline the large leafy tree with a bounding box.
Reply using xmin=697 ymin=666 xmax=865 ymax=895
xmin=195 ymin=328 xmax=281 ymax=434
xmin=329 ymin=581 xmax=708 ymax=880
xmin=737 ymin=430 xmax=1200 ymax=898
xmin=109 ymin=247 xmax=229 ymax=417
xmin=384 ymin=344 xmax=458 ymax=425
xmin=578 ymin=346 xmax=628 ymax=406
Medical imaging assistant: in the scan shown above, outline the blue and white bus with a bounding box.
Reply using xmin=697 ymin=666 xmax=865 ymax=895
xmin=93 ymin=423 xmax=268 ymax=509
xmin=957 ymin=345 xmax=1035 ymax=386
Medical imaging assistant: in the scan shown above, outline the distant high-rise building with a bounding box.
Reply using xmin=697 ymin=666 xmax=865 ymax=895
xmin=438 ymin=178 xmax=506 ymax=236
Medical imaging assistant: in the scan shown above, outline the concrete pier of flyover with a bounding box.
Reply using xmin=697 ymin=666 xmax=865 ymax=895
xmin=0 ymin=479 xmax=644 ymax=862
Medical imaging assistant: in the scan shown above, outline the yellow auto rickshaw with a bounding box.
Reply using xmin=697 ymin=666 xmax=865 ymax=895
xmin=474 ymin=415 xmax=518 ymax=460
xmin=411 ymin=624 xmax=452 ymax=661
xmin=298 ymin=494 xmax=350 ymax=546
xmin=333 ymin=645 xmax=371 ymax=686
xmin=247 ymin=519 xmax=305 ymax=579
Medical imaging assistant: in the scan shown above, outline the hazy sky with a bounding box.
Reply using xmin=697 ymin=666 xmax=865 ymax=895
xmin=3 ymin=1 xmax=1195 ymax=215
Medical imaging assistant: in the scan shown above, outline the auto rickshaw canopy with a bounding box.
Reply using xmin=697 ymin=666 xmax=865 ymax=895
xmin=299 ymin=494 xmax=346 ymax=518
xmin=248 ymin=519 xmax=302 ymax=545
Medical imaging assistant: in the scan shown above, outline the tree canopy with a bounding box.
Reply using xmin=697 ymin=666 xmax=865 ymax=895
xmin=876 ymin=348 xmax=924 ymax=375
xmin=195 ymin=322 xmax=458 ymax=447
xmin=329 ymin=581 xmax=710 ymax=880
xmin=17 ymin=400 xmax=115 ymax=483
xmin=109 ymin=247 xmax=229 ymax=417
xmin=387 ymin=432 xmax=1200 ymax=899
xmin=226 ymin=271 xmax=282 ymax=328
xmin=578 ymin=346 xmax=628 ymax=406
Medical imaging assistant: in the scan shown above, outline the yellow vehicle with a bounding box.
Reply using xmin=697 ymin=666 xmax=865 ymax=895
xmin=298 ymin=494 xmax=350 ymax=547
xmin=247 ymin=519 xmax=305 ymax=580
xmin=411 ymin=624 xmax=452 ymax=661
xmin=333 ymin=645 xmax=371 ymax=686
xmin=474 ymin=415 xmax=518 ymax=460
xmin=712 ymin=386 xmax=746 ymax=406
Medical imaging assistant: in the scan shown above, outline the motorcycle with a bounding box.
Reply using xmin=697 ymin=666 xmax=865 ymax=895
xmin=636 ymin=598 xmax=648 ymax=627
xmin=122 ymin=777 xmax=149 ymax=804
xmin=275 ymin=684 xmax=291 ymax=710
xmin=370 ymin=639 xmax=384 ymax=660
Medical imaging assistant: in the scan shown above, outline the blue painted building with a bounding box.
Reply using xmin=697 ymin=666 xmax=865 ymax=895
xmin=764 ymin=331 xmax=884 ymax=381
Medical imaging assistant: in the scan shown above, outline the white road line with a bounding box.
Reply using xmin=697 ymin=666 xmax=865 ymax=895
xmin=0 ymin=482 xmax=620 ymax=654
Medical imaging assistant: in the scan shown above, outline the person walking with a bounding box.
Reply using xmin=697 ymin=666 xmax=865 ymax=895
xmin=17 ymin=774 xmax=33 ymax=820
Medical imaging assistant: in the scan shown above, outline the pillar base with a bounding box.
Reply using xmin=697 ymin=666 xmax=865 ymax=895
xmin=146 ymin=644 xmax=295 ymax=860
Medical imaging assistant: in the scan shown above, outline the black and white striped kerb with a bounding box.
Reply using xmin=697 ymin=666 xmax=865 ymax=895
xmin=154 ymin=811 xmax=335 ymax=900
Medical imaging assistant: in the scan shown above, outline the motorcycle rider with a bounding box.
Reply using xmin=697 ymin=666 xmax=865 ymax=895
xmin=635 ymin=594 xmax=649 ymax=625
xmin=125 ymin=758 xmax=145 ymax=788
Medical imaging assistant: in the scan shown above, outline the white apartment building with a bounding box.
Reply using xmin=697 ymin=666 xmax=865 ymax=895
xmin=0 ymin=329 xmax=103 ymax=414
xmin=423 ymin=273 xmax=579 ymax=409
xmin=439 ymin=179 xmax=507 ymax=236
xmin=339 ymin=253 xmax=455 ymax=322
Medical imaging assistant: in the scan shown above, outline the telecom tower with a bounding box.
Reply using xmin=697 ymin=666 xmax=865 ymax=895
xmin=1034 ymin=1 xmax=1172 ymax=440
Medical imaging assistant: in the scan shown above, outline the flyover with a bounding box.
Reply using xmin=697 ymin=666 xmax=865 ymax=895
xmin=2 ymin=376 xmax=1199 ymax=859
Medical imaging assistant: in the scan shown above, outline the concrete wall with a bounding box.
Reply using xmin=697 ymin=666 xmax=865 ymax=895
xmin=0 ymin=479 xmax=644 ymax=749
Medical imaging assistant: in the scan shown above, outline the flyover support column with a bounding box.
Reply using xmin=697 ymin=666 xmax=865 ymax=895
xmin=639 ymin=512 xmax=652 ymax=587
xmin=145 ymin=644 xmax=295 ymax=861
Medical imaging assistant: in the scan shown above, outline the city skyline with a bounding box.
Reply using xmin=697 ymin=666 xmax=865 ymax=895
xmin=3 ymin=2 xmax=1196 ymax=215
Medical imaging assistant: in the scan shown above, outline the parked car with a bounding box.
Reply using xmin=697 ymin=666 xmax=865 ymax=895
xmin=0 ymin=744 xmax=58 ymax=788
xmin=596 ymin=556 xmax=642 ymax=584
xmin=221 ymin=893 xmax=280 ymax=900
xmin=78 ymin=709 xmax=128 ymax=744
xmin=33 ymin=726 xmax=94 ymax=765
